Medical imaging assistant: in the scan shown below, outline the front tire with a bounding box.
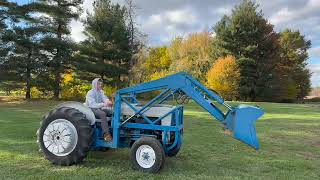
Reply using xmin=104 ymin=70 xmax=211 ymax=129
xmin=37 ymin=107 xmax=93 ymax=166
xmin=130 ymin=137 xmax=165 ymax=173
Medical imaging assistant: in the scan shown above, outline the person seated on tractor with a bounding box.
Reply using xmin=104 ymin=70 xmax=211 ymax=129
xmin=85 ymin=78 xmax=113 ymax=142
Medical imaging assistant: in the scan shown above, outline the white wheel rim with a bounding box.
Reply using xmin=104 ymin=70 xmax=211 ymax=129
xmin=43 ymin=119 xmax=78 ymax=156
xmin=136 ymin=145 xmax=156 ymax=169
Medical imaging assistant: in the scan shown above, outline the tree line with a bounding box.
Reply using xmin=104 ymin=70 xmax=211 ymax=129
xmin=0 ymin=0 xmax=139 ymax=99
xmin=131 ymin=1 xmax=312 ymax=102
xmin=0 ymin=0 xmax=312 ymax=102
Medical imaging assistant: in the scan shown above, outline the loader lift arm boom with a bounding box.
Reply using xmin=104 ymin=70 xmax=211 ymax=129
xmin=114 ymin=72 xmax=264 ymax=149
xmin=118 ymin=72 xmax=228 ymax=121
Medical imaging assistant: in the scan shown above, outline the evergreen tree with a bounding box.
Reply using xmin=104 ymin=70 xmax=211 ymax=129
xmin=0 ymin=0 xmax=9 ymax=30
xmin=212 ymin=0 xmax=280 ymax=101
xmin=2 ymin=26 xmax=49 ymax=98
xmin=75 ymin=0 xmax=131 ymax=87
xmin=236 ymin=58 xmax=257 ymax=101
xmin=35 ymin=0 xmax=83 ymax=99
xmin=0 ymin=1 xmax=16 ymax=93
xmin=0 ymin=0 xmax=16 ymax=61
xmin=0 ymin=1 xmax=46 ymax=99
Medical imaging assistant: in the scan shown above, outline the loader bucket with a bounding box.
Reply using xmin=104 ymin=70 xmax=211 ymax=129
xmin=224 ymin=104 xmax=264 ymax=150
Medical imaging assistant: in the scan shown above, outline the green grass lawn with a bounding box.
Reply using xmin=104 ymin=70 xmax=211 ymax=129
xmin=0 ymin=100 xmax=319 ymax=179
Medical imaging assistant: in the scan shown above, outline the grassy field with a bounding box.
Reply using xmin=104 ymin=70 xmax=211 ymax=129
xmin=0 ymin=99 xmax=319 ymax=179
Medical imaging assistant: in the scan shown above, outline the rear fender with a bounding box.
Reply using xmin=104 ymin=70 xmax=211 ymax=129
xmin=55 ymin=101 xmax=96 ymax=125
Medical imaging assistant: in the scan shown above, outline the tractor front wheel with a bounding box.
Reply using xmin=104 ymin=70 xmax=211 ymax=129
xmin=130 ymin=137 xmax=165 ymax=173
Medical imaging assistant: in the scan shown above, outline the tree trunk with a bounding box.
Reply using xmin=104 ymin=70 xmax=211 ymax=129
xmin=53 ymin=70 xmax=60 ymax=99
xmin=26 ymin=50 xmax=32 ymax=99
xmin=126 ymin=0 xmax=135 ymax=85
xmin=53 ymin=22 xmax=62 ymax=100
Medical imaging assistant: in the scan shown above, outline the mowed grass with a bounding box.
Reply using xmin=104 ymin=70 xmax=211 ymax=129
xmin=0 ymin=100 xmax=319 ymax=180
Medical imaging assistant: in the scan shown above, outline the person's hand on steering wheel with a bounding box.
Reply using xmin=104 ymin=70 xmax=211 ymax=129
xmin=104 ymin=100 xmax=113 ymax=107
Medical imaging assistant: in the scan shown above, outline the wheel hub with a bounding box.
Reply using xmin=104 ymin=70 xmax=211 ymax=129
xmin=136 ymin=145 xmax=156 ymax=168
xmin=43 ymin=119 xmax=78 ymax=156
xmin=142 ymin=152 xmax=150 ymax=160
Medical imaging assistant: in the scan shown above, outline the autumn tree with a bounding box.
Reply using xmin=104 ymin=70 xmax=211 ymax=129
xmin=144 ymin=46 xmax=171 ymax=80
xmin=278 ymin=29 xmax=311 ymax=100
xmin=169 ymin=32 xmax=213 ymax=82
xmin=206 ymin=56 xmax=240 ymax=100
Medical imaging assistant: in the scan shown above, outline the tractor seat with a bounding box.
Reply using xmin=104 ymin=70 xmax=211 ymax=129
xmin=95 ymin=116 xmax=112 ymax=123
xmin=93 ymin=108 xmax=113 ymax=119
xmin=82 ymin=103 xmax=112 ymax=123
xmin=94 ymin=113 xmax=112 ymax=119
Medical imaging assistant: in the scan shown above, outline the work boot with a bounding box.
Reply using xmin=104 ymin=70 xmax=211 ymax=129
xmin=104 ymin=133 xmax=112 ymax=142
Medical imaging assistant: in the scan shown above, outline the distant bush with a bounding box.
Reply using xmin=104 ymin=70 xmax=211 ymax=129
xmin=61 ymin=84 xmax=90 ymax=101
xmin=61 ymin=84 xmax=117 ymax=101
xmin=31 ymin=87 xmax=43 ymax=98
xmin=103 ymin=86 xmax=117 ymax=99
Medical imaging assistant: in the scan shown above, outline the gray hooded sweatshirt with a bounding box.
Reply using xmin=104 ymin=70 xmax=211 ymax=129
xmin=85 ymin=78 xmax=109 ymax=109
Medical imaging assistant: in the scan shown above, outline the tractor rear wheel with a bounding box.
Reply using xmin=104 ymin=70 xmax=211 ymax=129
xmin=130 ymin=137 xmax=165 ymax=173
xmin=37 ymin=107 xmax=93 ymax=166
xmin=167 ymin=130 xmax=182 ymax=157
xmin=167 ymin=145 xmax=181 ymax=157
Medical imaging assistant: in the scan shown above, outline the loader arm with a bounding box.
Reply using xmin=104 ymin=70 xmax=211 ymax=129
xmin=116 ymin=72 xmax=264 ymax=149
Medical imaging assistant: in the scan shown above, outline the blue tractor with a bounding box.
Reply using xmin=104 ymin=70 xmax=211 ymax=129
xmin=37 ymin=72 xmax=264 ymax=173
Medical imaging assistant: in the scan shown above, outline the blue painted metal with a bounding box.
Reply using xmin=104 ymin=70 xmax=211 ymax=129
xmin=123 ymin=123 xmax=183 ymax=131
xmin=91 ymin=71 xmax=264 ymax=151
xmin=92 ymin=123 xmax=113 ymax=149
xmin=224 ymin=104 xmax=264 ymax=149
xmin=121 ymin=98 xmax=153 ymax=124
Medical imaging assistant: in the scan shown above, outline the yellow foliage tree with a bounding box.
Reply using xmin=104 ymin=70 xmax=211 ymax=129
xmin=62 ymin=72 xmax=74 ymax=84
xmin=143 ymin=46 xmax=171 ymax=81
xmin=206 ymin=56 xmax=240 ymax=100
xmin=169 ymin=31 xmax=213 ymax=82
xmin=145 ymin=46 xmax=171 ymax=73
xmin=149 ymin=70 xmax=170 ymax=81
